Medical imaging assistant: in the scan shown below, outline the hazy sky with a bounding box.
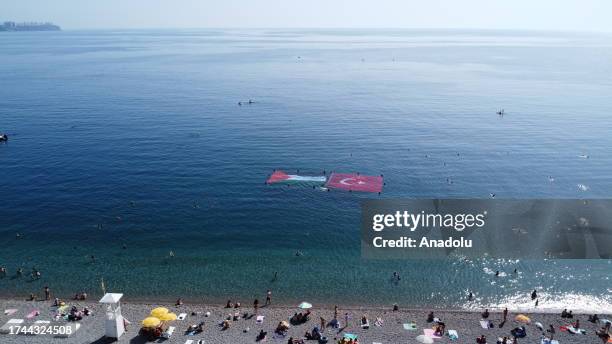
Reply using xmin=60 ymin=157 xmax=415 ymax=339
xmin=3 ymin=0 xmax=611 ymax=32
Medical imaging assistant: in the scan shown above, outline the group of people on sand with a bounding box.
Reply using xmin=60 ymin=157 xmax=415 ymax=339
xmin=290 ymin=310 xmax=311 ymax=325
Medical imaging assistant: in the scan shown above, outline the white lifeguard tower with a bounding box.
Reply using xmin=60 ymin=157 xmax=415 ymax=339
xmin=99 ymin=293 xmax=125 ymax=339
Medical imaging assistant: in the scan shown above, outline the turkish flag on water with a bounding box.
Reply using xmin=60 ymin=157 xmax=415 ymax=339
xmin=326 ymin=173 xmax=383 ymax=193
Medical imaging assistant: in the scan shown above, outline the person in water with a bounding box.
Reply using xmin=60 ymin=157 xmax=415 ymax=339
xmin=531 ymin=289 xmax=537 ymax=300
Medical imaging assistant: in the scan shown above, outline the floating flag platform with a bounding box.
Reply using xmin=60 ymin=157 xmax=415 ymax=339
xmin=326 ymin=173 xmax=383 ymax=193
xmin=266 ymin=170 xmax=327 ymax=185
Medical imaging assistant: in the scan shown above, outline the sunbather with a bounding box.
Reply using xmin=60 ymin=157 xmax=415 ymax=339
xmin=256 ymin=329 xmax=267 ymax=341
xmin=221 ymin=320 xmax=231 ymax=330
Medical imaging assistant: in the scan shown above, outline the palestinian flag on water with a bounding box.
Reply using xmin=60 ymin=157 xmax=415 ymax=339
xmin=266 ymin=170 xmax=327 ymax=185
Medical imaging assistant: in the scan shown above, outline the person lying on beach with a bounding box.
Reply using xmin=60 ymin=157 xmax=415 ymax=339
xmin=275 ymin=321 xmax=290 ymax=334
xmin=510 ymin=326 xmax=526 ymax=338
xmin=434 ymin=323 xmax=445 ymax=337
xmin=304 ymin=327 xmax=322 ymax=340
xmin=221 ymin=320 xmax=231 ymax=330
xmin=256 ymin=329 xmax=267 ymax=341
xmin=290 ymin=311 xmax=311 ymax=325
xmin=597 ymin=327 xmax=610 ymax=343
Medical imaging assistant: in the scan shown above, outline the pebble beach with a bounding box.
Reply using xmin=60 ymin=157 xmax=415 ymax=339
xmin=1 ymin=298 xmax=609 ymax=344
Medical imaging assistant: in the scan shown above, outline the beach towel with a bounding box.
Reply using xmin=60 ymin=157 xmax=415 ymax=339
xmin=423 ymin=328 xmax=441 ymax=338
xmin=403 ymin=322 xmax=417 ymax=330
xmin=162 ymin=326 xmax=176 ymax=339
xmin=26 ymin=310 xmax=40 ymax=319
xmin=178 ymin=313 xmax=187 ymax=320
xmin=3 ymin=309 xmax=18 ymax=316
xmin=0 ymin=319 xmax=24 ymax=334
xmin=448 ymin=329 xmax=458 ymax=340
xmin=541 ymin=339 xmax=559 ymax=344
xmin=374 ymin=317 xmax=383 ymax=327
xmin=184 ymin=341 xmax=194 ymax=344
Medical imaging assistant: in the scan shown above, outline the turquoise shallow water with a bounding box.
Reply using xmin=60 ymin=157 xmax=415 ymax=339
xmin=0 ymin=29 xmax=611 ymax=311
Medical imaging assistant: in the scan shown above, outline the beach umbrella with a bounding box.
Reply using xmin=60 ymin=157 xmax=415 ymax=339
xmin=515 ymin=314 xmax=531 ymax=323
xmin=298 ymin=302 xmax=312 ymax=309
xmin=416 ymin=335 xmax=434 ymax=344
xmin=159 ymin=312 xmax=177 ymax=321
xmin=150 ymin=307 xmax=169 ymax=318
xmin=142 ymin=317 xmax=161 ymax=328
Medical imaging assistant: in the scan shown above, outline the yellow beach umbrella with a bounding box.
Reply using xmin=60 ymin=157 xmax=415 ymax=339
xmin=515 ymin=314 xmax=530 ymax=323
xmin=150 ymin=307 xmax=169 ymax=318
xmin=142 ymin=317 xmax=161 ymax=328
xmin=159 ymin=312 xmax=177 ymax=321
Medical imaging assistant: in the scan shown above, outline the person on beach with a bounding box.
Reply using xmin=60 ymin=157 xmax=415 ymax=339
xmin=234 ymin=301 xmax=241 ymax=308
xmin=320 ymin=317 xmax=325 ymax=332
xmin=256 ymin=329 xmax=267 ymax=341
xmin=176 ymin=298 xmax=183 ymax=306
xmin=265 ymin=290 xmax=272 ymax=305
xmin=334 ymin=305 xmax=338 ymax=319
xmin=482 ymin=309 xmax=489 ymax=318
xmin=344 ymin=313 xmax=349 ymax=328
xmin=44 ymin=286 xmax=50 ymax=300
xmin=503 ymin=307 xmax=508 ymax=321
xmin=476 ymin=335 xmax=487 ymax=344
xmin=427 ymin=311 xmax=434 ymax=323
xmin=226 ymin=300 xmax=233 ymax=308
xmin=531 ymin=289 xmax=537 ymax=300
xmin=254 ymin=299 xmax=259 ymax=315
xmin=393 ymin=303 xmax=399 ymax=311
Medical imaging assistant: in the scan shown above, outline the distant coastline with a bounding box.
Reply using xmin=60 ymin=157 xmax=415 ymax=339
xmin=1 ymin=21 xmax=60 ymax=31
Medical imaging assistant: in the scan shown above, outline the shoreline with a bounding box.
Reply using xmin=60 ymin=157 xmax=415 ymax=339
xmin=1 ymin=295 xmax=609 ymax=315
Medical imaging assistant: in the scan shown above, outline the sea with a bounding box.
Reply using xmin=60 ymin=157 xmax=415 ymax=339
xmin=1 ymin=29 xmax=611 ymax=313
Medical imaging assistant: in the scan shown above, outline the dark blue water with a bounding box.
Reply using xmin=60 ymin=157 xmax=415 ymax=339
xmin=1 ymin=29 xmax=611 ymax=312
